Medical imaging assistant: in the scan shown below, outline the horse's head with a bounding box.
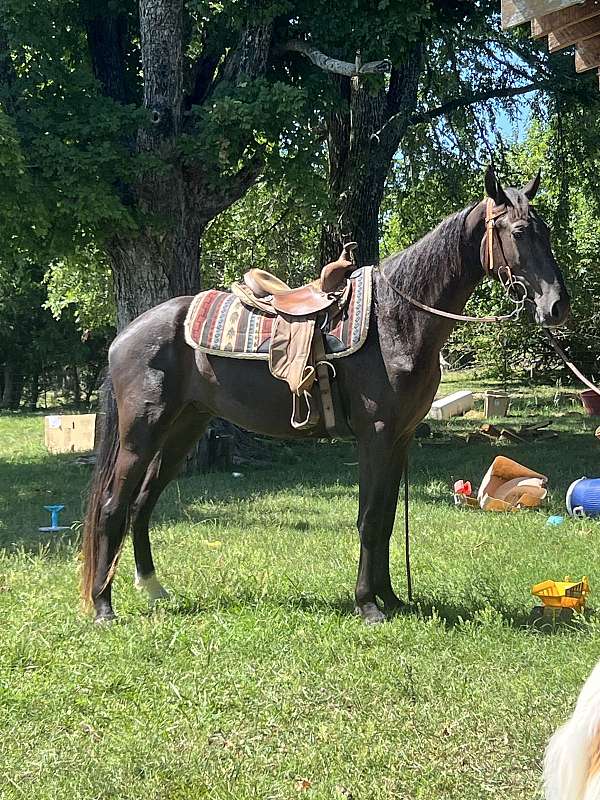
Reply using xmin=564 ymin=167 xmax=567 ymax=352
xmin=482 ymin=166 xmax=570 ymax=328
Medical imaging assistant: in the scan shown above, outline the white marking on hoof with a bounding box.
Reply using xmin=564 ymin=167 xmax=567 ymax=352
xmin=135 ymin=571 xmax=169 ymax=603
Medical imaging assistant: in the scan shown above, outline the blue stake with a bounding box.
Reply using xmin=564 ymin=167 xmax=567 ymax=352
xmin=39 ymin=504 xmax=69 ymax=532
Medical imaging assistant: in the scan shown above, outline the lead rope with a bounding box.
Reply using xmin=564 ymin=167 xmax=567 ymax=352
xmin=404 ymin=456 xmax=413 ymax=604
xmin=544 ymin=329 xmax=600 ymax=397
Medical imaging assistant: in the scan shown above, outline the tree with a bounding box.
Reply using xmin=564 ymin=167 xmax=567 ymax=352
xmin=276 ymin=0 xmax=595 ymax=264
xmin=0 ymin=0 xmax=306 ymax=327
xmin=2 ymin=0 xmax=595 ymax=333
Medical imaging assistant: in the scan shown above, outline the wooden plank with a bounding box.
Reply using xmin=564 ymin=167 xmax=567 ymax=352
xmin=503 ymin=0 xmax=584 ymax=29
xmin=575 ymin=33 xmax=600 ymax=69
xmin=531 ymin=0 xmax=600 ymax=37
xmin=548 ymin=15 xmax=600 ymax=50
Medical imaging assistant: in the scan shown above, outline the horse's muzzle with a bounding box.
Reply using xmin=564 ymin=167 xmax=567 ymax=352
xmin=534 ymin=292 xmax=571 ymax=328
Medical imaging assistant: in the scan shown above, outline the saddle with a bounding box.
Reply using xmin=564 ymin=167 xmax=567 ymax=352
xmin=231 ymin=243 xmax=357 ymax=434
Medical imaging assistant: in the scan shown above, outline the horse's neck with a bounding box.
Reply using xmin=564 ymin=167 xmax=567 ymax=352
xmin=379 ymin=206 xmax=486 ymax=367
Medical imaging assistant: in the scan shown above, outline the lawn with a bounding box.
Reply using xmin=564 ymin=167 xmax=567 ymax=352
xmin=1 ymin=378 xmax=600 ymax=800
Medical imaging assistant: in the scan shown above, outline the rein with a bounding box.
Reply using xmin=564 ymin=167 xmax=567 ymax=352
xmin=380 ymin=198 xmax=526 ymax=324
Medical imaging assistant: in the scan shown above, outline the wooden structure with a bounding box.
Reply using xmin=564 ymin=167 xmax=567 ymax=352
xmin=44 ymin=413 xmax=96 ymax=454
xmin=502 ymin=1 xmax=600 ymax=84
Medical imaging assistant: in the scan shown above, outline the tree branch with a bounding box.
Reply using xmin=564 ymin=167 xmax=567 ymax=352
xmin=138 ymin=0 xmax=185 ymax=147
xmin=407 ymin=81 xmax=551 ymax=127
xmin=284 ymin=40 xmax=391 ymax=77
xmin=376 ymin=44 xmax=423 ymax=155
xmin=223 ymin=22 xmax=274 ymax=84
xmin=194 ymin=152 xmax=264 ymax=223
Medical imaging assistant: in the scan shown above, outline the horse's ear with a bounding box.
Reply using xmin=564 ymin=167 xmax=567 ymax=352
xmin=522 ymin=170 xmax=541 ymax=201
xmin=484 ymin=165 xmax=511 ymax=207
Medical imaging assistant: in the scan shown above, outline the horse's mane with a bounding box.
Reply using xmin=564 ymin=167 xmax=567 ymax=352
xmin=378 ymin=203 xmax=479 ymax=307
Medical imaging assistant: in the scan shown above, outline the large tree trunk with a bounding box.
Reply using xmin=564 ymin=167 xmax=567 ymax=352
xmin=108 ymin=217 xmax=204 ymax=327
xmin=81 ymin=0 xmax=273 ymax=471
xmin=95 ymin=0 xmax=270 ymax=328
xmin=321 ymin=46 xmax=423 ymax=266
xmin=1 ymin=363 xmax=23 ymax=410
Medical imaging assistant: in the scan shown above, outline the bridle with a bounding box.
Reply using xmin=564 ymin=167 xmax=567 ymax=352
xmin=380 ymin=197 xmax=527 ymax=324
xmin=379 ymin=197 xmax=600 ymax=396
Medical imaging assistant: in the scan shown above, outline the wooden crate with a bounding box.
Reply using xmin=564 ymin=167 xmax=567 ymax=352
xmin=44 ymin=414 xmax=97 ymax=454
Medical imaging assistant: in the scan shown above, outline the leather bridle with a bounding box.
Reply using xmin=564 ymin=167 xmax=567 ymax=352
xmin=380 ymin=197 xmax=600 ymax=396
xmin=380 ymin=197 xmax=527 ymax=324
xmin=483 ymin=198 xmax=528 ymax=306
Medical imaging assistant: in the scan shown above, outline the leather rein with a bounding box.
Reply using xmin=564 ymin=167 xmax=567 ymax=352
xmin=380 ymin=198 xmax=526 ymax=324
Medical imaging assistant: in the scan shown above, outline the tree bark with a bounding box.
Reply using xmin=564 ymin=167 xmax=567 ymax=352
xmin=320 ymin=46 xmax=423 ymax=266
xmin=1 ymin=363 xmax=23 ymax=410
xmin=108 ymin=215 xmax=204 ymax=327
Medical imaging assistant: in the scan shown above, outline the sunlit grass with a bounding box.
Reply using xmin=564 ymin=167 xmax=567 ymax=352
xmin=1 ymin=382 xmax=599 ymax=799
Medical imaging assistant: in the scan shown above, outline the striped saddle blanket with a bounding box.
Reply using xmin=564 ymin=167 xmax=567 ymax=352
xmin=184 ymin=265 xmax=373 ymax=361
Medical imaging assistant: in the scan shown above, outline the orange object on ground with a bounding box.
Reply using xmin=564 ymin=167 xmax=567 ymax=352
xmin=532 ymin=577 xmax=590 ymax=613
xmin=477 ymin=455 xmax=547 ymax=512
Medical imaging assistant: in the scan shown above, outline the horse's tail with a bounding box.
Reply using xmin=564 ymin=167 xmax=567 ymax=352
xmin=544 ymin=660 xmax=600 ymax=800
xmin=81 ymin=373 xmax=120 ymax=610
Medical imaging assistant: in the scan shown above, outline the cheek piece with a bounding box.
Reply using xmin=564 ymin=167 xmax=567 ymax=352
xmin=483 ymin=198 xmax=528 ymax=307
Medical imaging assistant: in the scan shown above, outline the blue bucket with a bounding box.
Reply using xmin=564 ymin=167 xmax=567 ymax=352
xmin=566 ymin=477 xmax=600 ymax=518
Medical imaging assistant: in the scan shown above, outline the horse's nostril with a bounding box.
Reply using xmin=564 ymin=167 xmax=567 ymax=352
xmin=550 ymin=297 xmax=570 ymax=323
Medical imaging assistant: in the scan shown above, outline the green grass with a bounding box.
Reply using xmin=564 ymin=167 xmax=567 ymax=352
xmin=1 ymin=382 xmax=600 ymax=800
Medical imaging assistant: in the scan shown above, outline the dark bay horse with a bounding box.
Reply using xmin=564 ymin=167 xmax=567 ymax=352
xmin=82 ymin=168 xmax=570 ymax=624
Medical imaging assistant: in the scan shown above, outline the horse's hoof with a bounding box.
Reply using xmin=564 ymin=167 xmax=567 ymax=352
xmin=94 ymin=610 xmax=117 ymax=625
xmin=135 ymin=572 xmax=170 ymax=603
xmin=355 ymin=602 xmax=386 ymax=625
xmin=383 ymin=599 xmax=405 ymax=617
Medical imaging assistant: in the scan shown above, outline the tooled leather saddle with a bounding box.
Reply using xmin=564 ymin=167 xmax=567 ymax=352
xmin=231 ymin=243 xmax=357 ymax=435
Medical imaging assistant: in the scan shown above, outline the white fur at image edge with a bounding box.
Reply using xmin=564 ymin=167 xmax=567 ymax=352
xmin=545 ymin=660 xmax=600 ymax=800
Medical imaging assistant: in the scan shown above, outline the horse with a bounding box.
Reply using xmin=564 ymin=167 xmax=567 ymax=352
xmin=81 ymin=167 xmax=570 ymax=624
xmin=544 ymin=658 xmax=600 ymax=800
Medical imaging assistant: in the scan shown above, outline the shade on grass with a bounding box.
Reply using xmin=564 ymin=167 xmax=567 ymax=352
xmin=1 ymin=381 xmax=599 ymax=799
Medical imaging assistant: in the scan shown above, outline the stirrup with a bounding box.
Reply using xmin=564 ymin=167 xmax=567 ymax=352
xmin=291 ymin=391 xmax=319 ymax=430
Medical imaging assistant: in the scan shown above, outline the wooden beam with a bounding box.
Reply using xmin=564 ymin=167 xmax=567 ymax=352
xmin=548 ymin=15 xmax=600 ymax=50
xmin=502 ymin=0 xmax=585 ymax=29
xmin=575 ymin=32 xmax=600 ymax=69
xmin=531 ymin=0 xmax=600 ymax=37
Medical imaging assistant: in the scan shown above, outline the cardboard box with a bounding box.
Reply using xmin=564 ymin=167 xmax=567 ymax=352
xmin=44 ymin=414 xmax=97 ymax=454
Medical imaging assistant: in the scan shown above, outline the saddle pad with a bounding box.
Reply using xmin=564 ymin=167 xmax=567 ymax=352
xmin=184 ymin=265 xmax=372 ymax=361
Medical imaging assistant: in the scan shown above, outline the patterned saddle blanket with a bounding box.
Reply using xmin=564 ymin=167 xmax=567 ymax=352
xmin=184 ymin=265 xmax=372 ymax=361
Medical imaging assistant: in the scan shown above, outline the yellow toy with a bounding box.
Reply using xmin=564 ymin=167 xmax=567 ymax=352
xmin=530 ymin=576 xmax=590 ymax=622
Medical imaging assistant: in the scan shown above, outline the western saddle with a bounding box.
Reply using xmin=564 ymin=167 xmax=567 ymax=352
xmin=231 ymin=243 xmax=358 ymax=435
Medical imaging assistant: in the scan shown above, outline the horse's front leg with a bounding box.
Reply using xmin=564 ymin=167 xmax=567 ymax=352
xmin=355 ymin=430 xmax=407 ymax=624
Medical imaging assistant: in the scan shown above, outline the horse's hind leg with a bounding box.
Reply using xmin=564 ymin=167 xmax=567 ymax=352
xmin=91 ymin=442 xmax=158 ymax=622
xmin=130 ymin=410 xmax=212 ymax=604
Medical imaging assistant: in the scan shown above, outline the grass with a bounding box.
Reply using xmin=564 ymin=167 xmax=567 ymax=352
xmin=1 ymin=378 xmax=600 ymax=800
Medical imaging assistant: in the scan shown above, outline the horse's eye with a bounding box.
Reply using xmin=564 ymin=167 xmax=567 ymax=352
xmin=512 ymin=229 xmax=524 ymax=240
